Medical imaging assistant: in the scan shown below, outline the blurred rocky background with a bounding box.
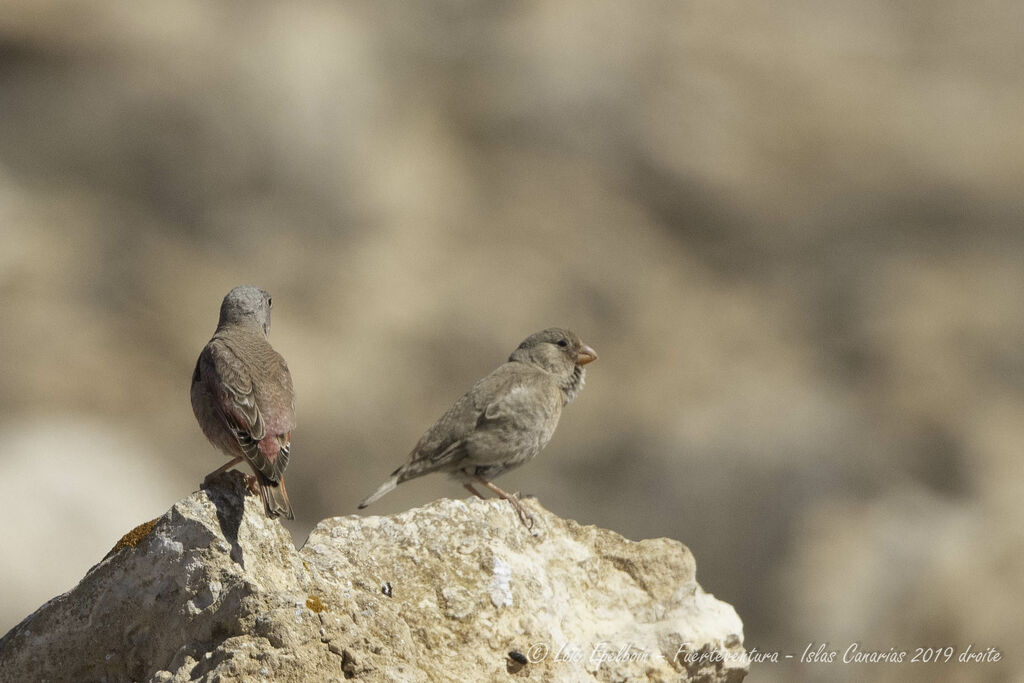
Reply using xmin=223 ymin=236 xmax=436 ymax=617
xmin=1 ymin=2 xmax=1021 ymax=681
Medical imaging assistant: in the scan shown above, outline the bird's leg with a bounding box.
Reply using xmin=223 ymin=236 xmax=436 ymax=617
xmin=473 ymin=475 xmax=535 ymax=529
xmin=203 ymin=456 xmax=243 ymax=486
xmin=463 ymin=482 xmax=486 ymax=499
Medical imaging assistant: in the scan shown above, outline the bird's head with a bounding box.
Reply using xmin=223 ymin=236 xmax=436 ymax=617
xmin=510 ymin=327 xmax=597 ymax=378
xmin=218 ymin=285 xmax=273 ymax=337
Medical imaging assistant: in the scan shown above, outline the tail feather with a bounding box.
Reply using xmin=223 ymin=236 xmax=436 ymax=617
xmin=259 ymin=475 xmax=294 ymax=520
xmin=358 ymin=476 xmax=398 ymax=509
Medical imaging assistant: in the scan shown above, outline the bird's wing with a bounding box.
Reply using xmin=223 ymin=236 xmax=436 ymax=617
xmin=203 ymin=338 xmax=285 ymax=482
xmin=254 ymin=348 xmax=296 ymax=478
xmin=396 ymin=366 xmax=518 ymax=479
xmin=398 ymin=364 xmax=557 ymax=478
xmin=465 ymin=366 xmax=561 ymax=464
xmin=263 ymin=351 xmax=297 ymax=431
xmin=402 ymin=391 xmax=478 ymax=472
xmin=476 ymin=369 xmax=553 ymax=425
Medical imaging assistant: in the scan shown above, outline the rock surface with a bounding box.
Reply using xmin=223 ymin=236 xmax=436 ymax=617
xmin=0 ymin=472 xmax=747 ymax=682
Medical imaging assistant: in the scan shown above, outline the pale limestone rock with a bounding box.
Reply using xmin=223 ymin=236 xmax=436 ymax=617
xmin=0 ymin=472 xmax=747 ymax=682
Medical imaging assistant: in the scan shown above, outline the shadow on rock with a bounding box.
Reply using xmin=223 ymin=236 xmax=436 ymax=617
xmin=200 ymin=470 xmax=248 ymax=568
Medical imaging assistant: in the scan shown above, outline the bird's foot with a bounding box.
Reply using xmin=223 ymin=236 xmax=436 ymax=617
xmin=506 ymin=493 xmax=536 ymax=530
xmin=472 ymin=475 xmax=537 ymax=530
xmin=243 ymin=474 xmax=260 ymax=495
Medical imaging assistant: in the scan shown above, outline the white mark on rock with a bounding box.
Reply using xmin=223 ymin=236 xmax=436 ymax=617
xmin=153 ymin=534 xmax=183 ymax=557
xmin=489 ymin=556 xmax=513 ymax=608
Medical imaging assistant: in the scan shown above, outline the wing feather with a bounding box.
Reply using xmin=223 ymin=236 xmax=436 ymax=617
xmin=205 ymin=339 xmax=287 ymax=482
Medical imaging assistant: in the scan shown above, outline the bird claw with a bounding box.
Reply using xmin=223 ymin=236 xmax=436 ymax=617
xmin=507 ymin=494 xmax=536 ymax=530
xmin=470 ymin=476 xmax=537 ymax=530
xmin=517 ymin=507 xmax=536 ymax=530
xmin=243 ymin=474 xmax=260 ymax=495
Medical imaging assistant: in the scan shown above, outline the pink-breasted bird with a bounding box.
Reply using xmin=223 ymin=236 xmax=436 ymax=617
xmin=191 ymin=285 xmax=296 ymax=519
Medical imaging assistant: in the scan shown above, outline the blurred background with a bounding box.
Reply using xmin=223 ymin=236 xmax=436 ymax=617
xmin=1 ymin=1 xmax=1022 ymax=680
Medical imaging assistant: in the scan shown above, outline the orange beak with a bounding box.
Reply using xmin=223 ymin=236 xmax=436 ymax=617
xmin=576 ymin=344 xmax=598 ymax=365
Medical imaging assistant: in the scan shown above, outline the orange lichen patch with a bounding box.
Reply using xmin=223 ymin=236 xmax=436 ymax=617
xmin=306 ymin=595 xmax=326 ymax=613
xmin=110 ymin=518 xmax=159 ymax=553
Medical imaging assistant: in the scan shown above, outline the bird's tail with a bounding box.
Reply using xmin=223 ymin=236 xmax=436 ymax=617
xmin=259 ymin=474 xmax=294 ymax=520
xmin=358 ymin=475 xmax=398 ymax=509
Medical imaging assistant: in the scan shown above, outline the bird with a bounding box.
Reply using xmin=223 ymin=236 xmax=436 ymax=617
xmin=359 ymin=327 xmax=597 ymax=525
xmin=191 ymin=285 xmax=296 ymax=519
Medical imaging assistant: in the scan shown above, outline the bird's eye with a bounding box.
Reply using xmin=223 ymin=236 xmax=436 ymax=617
xmin=267 ymin=297 xmax=273 ymax=308
xmin=557 ymin=339 xmax=569 ymax=348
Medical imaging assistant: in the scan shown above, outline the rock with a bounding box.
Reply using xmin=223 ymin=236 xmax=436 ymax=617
xmin=0 ymin=472 xmax=747 ymax=682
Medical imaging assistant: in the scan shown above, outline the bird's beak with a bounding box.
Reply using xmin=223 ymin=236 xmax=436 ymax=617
xmin=576 ymin=344 xmax=598 ymax=365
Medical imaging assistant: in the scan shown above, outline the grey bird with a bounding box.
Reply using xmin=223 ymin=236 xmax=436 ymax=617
xmin=191 ymin=286 xmax=296 ymax=519
xmin=359 ymin=328 xmax=597 ymax=525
